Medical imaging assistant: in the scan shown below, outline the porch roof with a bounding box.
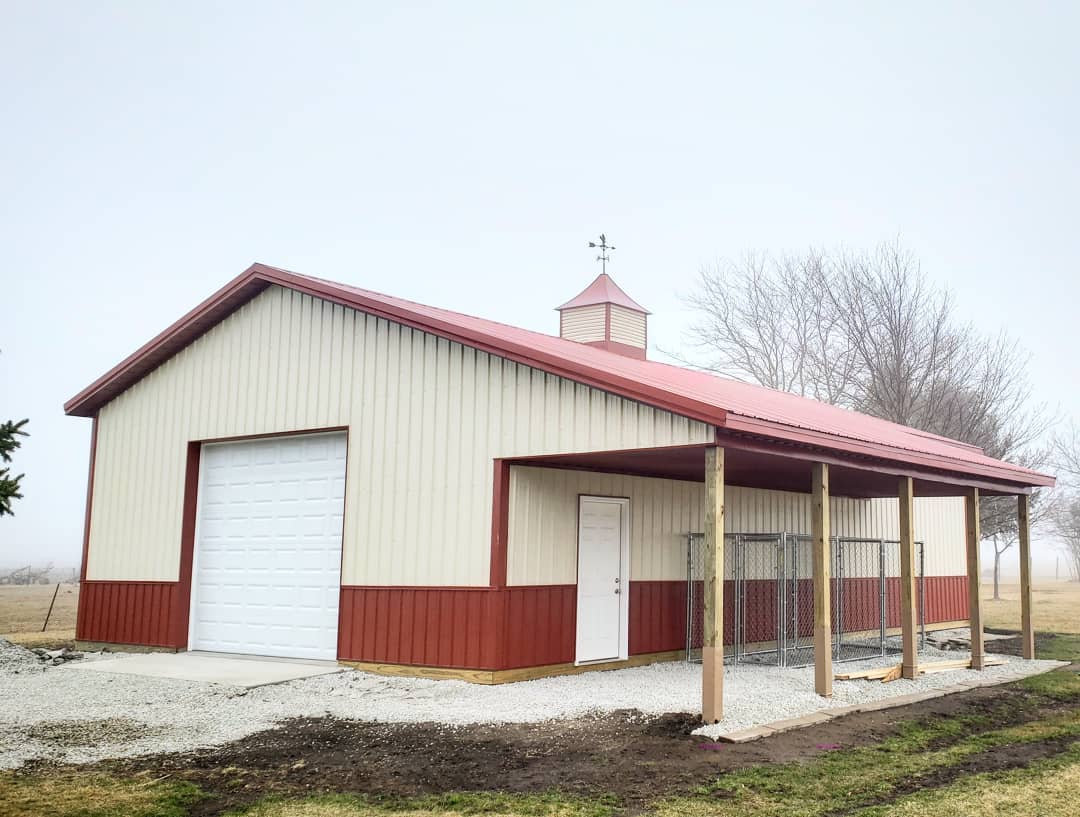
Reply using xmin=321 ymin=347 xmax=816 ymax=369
xmin=507 ymin=441 xmax=1031 ymax=499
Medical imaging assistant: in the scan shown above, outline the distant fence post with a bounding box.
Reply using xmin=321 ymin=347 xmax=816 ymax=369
xmin=42 ymin=583 xmax=61 ymax=632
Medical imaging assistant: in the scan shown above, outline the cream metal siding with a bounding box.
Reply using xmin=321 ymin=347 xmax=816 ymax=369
xmin=559 ymin=304 xmax=606 ymax=343
xmin=86 ymin=286 xmax=713 ymax=584
xmin=507 ymin=467 xmax=705 ymax=585
xmin=506 ymin=466 xmax=967 ymax=585
xmin=608 ymin=305 xmax=646 ymax=349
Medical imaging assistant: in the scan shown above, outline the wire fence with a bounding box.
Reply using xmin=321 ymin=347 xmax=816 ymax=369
xmin=686 ymin=532 xmax=925 ymax=667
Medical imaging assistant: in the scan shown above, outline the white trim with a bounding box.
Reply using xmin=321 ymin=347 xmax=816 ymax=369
xmin=185 ymin=445 xmax=208 ymax=653
xmin=574 ymin=495 xmax=630 ymax=666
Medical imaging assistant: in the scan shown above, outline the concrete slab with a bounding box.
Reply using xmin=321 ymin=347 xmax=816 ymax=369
xmin=65 ymin=651 xmax=345 ymax=689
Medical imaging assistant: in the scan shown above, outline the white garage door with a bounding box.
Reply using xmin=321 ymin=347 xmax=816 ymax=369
xmin=190 ymin=432 xmax=347 ymax=660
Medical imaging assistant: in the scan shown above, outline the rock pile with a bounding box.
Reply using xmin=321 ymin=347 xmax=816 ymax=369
xmin=30 ymin=647 xmax=83 ymax=667
xmin=0 ymin=638 xmax=46 ymax=674
xmin=0 ymin=638 xmax=85 ymax=674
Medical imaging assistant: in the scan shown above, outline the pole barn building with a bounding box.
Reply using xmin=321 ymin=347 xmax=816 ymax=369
xmin=66 ymin=263 xmax=1054 ymax=719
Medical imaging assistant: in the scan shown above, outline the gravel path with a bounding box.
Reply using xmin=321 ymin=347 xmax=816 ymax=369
xmin=0 ymin=639 xmax=1064 ymax=768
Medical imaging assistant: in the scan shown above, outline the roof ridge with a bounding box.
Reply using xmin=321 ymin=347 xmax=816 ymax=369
xmin=63 ymin=262 xmax=1053 ymax=490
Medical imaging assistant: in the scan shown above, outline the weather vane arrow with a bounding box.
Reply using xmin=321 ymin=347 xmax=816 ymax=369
xmin=588 ymin=234 xmax=615 ymax=275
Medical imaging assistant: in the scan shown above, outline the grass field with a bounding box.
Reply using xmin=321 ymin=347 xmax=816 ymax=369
xmin=982 ymin=581 xmax=1080 ymax=635
xmin=0 ymin=583 xmax=78 ymax=647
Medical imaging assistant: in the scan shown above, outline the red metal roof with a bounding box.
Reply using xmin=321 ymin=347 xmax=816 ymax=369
xmin=557 ymin=273 xmax=649 ymax=313
xmin=65 ymin=263 xmax=1054 ymax=492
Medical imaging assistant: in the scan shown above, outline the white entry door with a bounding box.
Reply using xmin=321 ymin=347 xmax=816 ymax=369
xmin=189 ymin=431 xmax=347 ymax=660
xmin=576 ymin=496 xmax=630 ymax=664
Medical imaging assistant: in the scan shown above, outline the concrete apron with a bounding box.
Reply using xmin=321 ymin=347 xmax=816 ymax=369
xmin=64 ymin=651 xmax=345 ymax=689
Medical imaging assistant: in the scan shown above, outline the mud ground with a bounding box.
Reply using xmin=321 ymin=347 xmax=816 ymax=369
xmin=71 ymin=673 xmax=1078 ymax=816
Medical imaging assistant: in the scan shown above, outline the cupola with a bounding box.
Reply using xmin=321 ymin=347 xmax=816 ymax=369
xmin=556 ymin=273 xmax=649 ymax=359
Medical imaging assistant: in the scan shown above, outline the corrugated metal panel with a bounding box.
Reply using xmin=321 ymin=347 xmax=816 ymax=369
xmin=559 ymin=304 xmax=606 ymax=343
xmin=609 ymin=305 xmax=646 ymax=349
xmin=507 ymin=466 xmax=705 ymax=585
xmin=502 ymin=585 xmax=577 ymax=668
xmin=924 ymin=575 xmax=970 ymax=622
xmin=338 ymin=586 xmax=501 ymax=668
xmin=630 ymin=580 xmax=697 ymax=653
xmin=335 ymin=575 xmax=972 ymax=669
xmin=508 ymin=466 xmax=968 ymax=585
xmin=337 ymin=585 xmax=577 ymax=669
xmin=87 ymin=286 xmax=712 ymax=584
xmin=76 ymin=581 xmax=178 ymax=647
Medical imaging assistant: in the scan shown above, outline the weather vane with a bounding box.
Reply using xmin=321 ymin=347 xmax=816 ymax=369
xmin=588 ymin=234 xmax=615 ymax=274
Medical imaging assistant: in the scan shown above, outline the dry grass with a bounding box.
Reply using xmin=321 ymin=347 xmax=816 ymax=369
xmin=981 ymin=581 xmax=1080 ymax=635
xmin=0 ymin=583 xmax=78 ymax=647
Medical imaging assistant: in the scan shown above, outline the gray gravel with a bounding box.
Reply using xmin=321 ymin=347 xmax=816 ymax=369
xmin=0 ymin=639 xmax=1064 ymax=768
xmin=0 ymin=638 xmax=44 ymax=676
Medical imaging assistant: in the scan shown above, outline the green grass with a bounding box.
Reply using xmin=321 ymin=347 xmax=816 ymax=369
xmin=0 ymin=771 xmax=203 ymax=817
xmin=1036 ymin=632 xmax=1080 ymax=662
xmin=229 ymin=792 xmax=617 ymax=817
xmin=857 ymin=744 xmax=1080 ymax=816
xmin=653 ymin=670 xmax=1080 ymax=817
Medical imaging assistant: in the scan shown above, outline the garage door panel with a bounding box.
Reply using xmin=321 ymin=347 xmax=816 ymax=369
xmin=191 ymin=432 xmax=346 ymax=660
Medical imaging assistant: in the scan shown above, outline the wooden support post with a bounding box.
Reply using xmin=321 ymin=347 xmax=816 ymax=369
xmin=1018 ymin=494 xmax=1035 ymax=660
xmin=965 ymin=487 xmax=985 ymax=670
xmin=898 ymin=476 xmax=919 ymax=679
xmin=702 ymin=446 xmax=725 ymax=723
xmin=812 ymin=462 xmax=832 ymax=697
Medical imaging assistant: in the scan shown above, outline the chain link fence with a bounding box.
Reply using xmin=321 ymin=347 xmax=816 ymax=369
xmin=686 ymin=532 xmax=925 ymax=667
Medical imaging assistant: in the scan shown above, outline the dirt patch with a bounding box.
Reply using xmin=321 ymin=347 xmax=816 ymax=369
xmin=836 ymin=733 xmax=1080 ymax=814
xmin=79 ymin=679 xmax=1078 ymax=817
xmin=28 ymin=718 xmax=162 ymax=748
xmin=984 ymin=629 xmax=1058 ymax=658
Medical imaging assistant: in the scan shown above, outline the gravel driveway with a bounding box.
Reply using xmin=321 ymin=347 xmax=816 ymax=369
xmin=0 ymin=638 xmax=1063 ymax=768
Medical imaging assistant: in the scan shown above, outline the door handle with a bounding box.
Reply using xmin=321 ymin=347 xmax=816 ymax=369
xmin=614 ymin=588 xmax=621 ymax=595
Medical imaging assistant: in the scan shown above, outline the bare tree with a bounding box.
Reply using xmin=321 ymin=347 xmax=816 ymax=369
xmin=1053 ymin=421 xmax=1080 ymax=482
xmin=681 ymin=239 xmax=1049 ymax=542
xmin=684 ymin=250 xmax=854 ymax=405
xmin=1050 ymin=424 xmax=1080 ymax=581
xmin=1049 ymin=492 xmax=1080 ymax=583
xmin=981 ymin=490 xmax=1054 ymax=599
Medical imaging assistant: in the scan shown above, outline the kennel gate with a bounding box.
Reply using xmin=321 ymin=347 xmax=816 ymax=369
xmin=686 ymin=533 xmax=926 ymax=666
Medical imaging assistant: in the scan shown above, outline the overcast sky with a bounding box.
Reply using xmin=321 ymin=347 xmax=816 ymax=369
xmin=2 ymin=2 xmax=1077 ymax=576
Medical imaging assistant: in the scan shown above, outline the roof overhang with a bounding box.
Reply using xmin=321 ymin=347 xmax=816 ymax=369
xmin=508 ymin=440 xmax=1036 ymax=498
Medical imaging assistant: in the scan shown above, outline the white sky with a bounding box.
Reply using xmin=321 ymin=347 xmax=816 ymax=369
xmin=1 ymin=2 xmax=1077 ymax=577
